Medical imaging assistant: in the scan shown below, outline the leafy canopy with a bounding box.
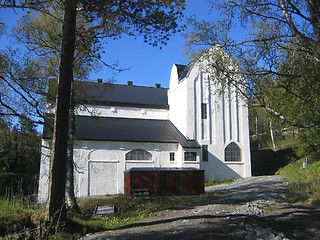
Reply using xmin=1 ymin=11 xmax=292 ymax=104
xmin=186 ymin=0 xmax=320 ymax=155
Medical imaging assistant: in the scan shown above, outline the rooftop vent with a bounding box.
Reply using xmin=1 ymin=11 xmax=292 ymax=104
xmin=127 ymin=81 xmax=133 ymax=86
xmin=97 ymin=78 xmax=103 ymax=83
xmin=155 ymin=83 xmax=161 ymax=88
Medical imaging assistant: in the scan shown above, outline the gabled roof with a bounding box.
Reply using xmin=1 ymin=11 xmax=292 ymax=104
xmin=43 ymin=115 xmax=200 ymax=148
xmin=77 ymin=81 xmax=169 ymax=109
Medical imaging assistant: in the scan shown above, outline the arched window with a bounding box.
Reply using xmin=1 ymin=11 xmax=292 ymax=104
xmin=225 ymin=142 xmax=241 ymax=162
xmin=125 ymin=149 xmax=152 ymax=161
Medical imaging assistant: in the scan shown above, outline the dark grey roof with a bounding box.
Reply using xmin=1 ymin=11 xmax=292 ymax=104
xmin=76 ymin=81 xmax=169 ymax=109
xmin=76 ymin=116 xmax=200 ymax=148
xmin=43 ymin=115 xmax=200 ymax=148
xmin=125 ymin=168 xmax=204 ymax=172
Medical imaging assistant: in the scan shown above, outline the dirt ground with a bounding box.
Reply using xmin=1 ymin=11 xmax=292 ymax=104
xmin=82 ymin=175 xmax=320 ymax=240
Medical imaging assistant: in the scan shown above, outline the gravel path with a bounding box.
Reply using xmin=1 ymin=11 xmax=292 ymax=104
xmin=82 ymin=175 xmax=320 ymax=240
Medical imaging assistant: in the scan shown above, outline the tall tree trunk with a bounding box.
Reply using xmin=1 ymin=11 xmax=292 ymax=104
xmin=46 ymin=0 xmax=78 ymax=226
xmin=269 ymin=117 xmax=277 ymax=150
xmin=65 ymin=81 xmax=81 ymax=213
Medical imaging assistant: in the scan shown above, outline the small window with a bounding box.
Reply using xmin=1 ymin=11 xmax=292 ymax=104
xmin=202 ymin=145 xmax=208 ymax=162
xmin=201 ymin=103 xmax=207 ymax=119
xmin=225 ymin=142 xmax=241 ymax=162
xmin=170 ymin=152 xmax=175 ymax=161
xmin=126 ymin=149 xmax=152 ymax=161
xmin=184 ymin=152 xmax=197 ymax=161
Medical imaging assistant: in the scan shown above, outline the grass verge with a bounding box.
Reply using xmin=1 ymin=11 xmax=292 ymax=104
xmin=1 ymin=193 xmax=213 ymax=239
xmin=205 ymin=178 xmax=235 ymax=187
xmin=61 ymin=194 xmax=212 ymax=239
xmin=277 ymin=158 xmax=320 ymax=204
xmin=0 ymin=197 xmax=43 ymax=238
xmin=0 ymin=197 xmax=43 ymax=225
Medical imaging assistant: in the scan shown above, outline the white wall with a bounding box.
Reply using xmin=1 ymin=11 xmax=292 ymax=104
xmin=75 ymin=141 xmax=183 ymax=198
xmin=169 ymin=59 xmax=251 ymax=182
xmin=37 ymin=140 xmax=51 ymax=203
xmin=168 ymin=65 xmax=189 ymax=136
xmin=76 ymin=104 xmax=169 ymax=120
xmin=197 ymin=68 xmax=251 ymax=181
xmin=38 ymin=140 xmax=182 ymax=202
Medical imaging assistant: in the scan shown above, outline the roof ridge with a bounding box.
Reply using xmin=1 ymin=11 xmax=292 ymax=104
xmin=78 ymin=80 xmax=169 ymax=90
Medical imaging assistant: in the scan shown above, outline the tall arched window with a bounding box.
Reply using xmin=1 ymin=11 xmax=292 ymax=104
xmin=225 ymin=142 xmax=241 ymax=162
xmin=125 ymin=149 xmax=152 ymax=161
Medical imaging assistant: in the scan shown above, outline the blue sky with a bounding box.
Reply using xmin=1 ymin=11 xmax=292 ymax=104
xmin=89 ymin=0 xmax=212 ymax=88
xmin=0 ymin=0 xmax=212 ymax=88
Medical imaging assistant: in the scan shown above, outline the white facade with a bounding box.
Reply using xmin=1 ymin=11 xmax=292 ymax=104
xmin=168 ymin=61 xmax=251 ymax=182
xmin=38 ymin=54 xmax=251 ymax=203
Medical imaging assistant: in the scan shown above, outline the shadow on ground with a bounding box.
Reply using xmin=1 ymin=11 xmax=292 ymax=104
xmin=82 ymin=176 xmax=320 ymax=240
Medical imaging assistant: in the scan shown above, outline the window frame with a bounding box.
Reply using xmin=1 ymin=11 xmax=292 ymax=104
xmin=169 ymin=152 xmax=175 ymax=161
xmin=125 ymin=149 xmax=152 ymax=161
xmin=202 ymin=145 xmax=208 ymax=162
xmin=184 ymin=152 xmax=197 ymax=162
xmin=224 ymin=142 xmax=242 ymax=162
xmin=201 ymin=103 xmax=207 ymax=119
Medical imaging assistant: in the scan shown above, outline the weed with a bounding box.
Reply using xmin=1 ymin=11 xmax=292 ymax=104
xmin=0 ymin=197 xmax=43 ymax=224
xmin=278 ymin=158 xmax=320 ymax=204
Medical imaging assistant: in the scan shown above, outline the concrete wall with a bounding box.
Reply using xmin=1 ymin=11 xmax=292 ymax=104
xmin=168 ymin=59 xmax=251 ymax=182
xmin=37 ymin=140 xmax=51 ymax=203
xmin=168 ymin=64 xmax=189 ymax=137
xmin=76 ymin=105 xmax=169 ymax=120
xmin=38 ymin=140 xmax=198 ymax=202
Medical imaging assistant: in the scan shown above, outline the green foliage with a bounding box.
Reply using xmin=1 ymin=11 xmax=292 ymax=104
xmin=294 ymin=128 xmax=320 ymax=157
xmin=186 ymin=0 xmax=320 ymax=156
xmin=0 ymin=118 xmax=40 ymax=197
xmin=15 ymin=9 xmax=104 ymax=80
xmin=79 ymin=0 xmax=186 ymax=48
xmin=0 ymin=197 xmax=45 ymax=239
xmin=0 ymin=49 xmax=48 ymax=124
xmin=278 ymin=158 xmax=320 ymax=204
xmin=0 ymin=197 xmax=42 ymax=225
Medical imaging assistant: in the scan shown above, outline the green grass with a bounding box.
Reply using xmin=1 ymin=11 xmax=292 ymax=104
xmin=63 ymin=194 xmax=211 ymax=239
xmin=0 ymin=193 xmax=213 ymax=239
xmin=0 ymin=197 xmax=44 ymax=239
xmin=0 ymin=197 xmax=43 ymax=225
xmin=278 ymin=158 xmax=320 ymax=204
xmin=205 ymin=178 xmax=235 ymax=187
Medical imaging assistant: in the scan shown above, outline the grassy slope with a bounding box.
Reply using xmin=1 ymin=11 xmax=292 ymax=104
xmin=278 ymin=158 xmax=320 ymax=204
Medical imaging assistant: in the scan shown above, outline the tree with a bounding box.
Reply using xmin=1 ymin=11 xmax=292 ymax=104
xmin=186 ymin=0 xmax=320 ymax=155
xmin=0 ymin=49 xmax=48 ymax=125
xmin=0 ymin=116 xmax=40 ymax=198
xmin=49 ymin=0 xmax=185 ymax=226
xmin=1 ymin=0 xmax=186 ymax=227
xmin=0 ymin=8 xmax=104 ymax=213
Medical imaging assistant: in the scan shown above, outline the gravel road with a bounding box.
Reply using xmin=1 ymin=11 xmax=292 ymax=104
xmin=82 ymin=175 xmax=320 ymax=240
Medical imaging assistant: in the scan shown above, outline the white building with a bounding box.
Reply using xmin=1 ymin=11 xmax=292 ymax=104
xmin=38 ymin=54 xmax=251 ymax=202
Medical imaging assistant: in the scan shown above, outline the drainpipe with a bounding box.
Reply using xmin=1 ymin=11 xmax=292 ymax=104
xmin=87 ymin=149 xmax=96 ymax=196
